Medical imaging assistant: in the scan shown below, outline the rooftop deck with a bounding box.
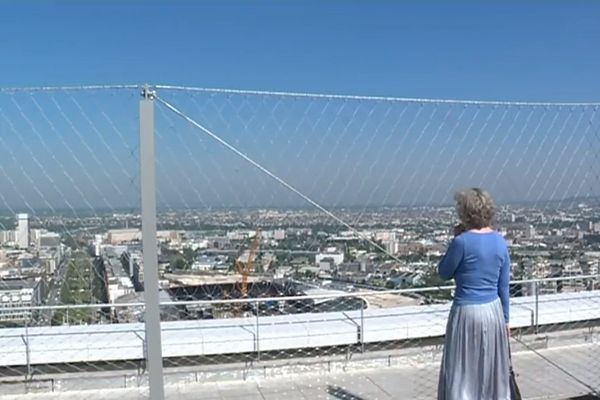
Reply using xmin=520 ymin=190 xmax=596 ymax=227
xmin=1 ymin=330 xmax=598 ymax=399
xmin=1 ymin=287 xmax=599 ymax=399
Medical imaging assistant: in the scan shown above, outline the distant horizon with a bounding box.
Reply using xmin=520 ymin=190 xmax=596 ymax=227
xmin=1 ymin=194 xmax=599 ymax=218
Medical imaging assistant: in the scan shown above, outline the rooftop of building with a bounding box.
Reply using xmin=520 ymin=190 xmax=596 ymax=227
xmin=0 ymin=278 xmax=39 ymax=292
xmin=0 ymin=328 xmax=598 ymax=399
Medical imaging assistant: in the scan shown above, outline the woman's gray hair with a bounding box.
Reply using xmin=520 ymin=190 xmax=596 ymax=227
xmin=454 ymin=188 xmax=496 ymax=229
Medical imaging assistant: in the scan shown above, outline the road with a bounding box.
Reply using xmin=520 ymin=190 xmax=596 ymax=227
xmin=37 ymin=254 xmax=70 ymax=325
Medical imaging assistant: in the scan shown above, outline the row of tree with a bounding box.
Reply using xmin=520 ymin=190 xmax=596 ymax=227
xmin=52 ymin=253 xmax=109 ymax=325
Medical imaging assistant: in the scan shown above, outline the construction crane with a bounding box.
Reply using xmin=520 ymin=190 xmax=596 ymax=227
xmin=234 ymin=229 xmax=261 ymax=298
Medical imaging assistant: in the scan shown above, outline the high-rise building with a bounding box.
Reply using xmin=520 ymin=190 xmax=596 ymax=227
xmin=526 ymin=225 xmax=536 ymax=239
xmin=38 ymin=232 xmax=61 ymax=248
xmin=94 ymin=234 xmax=103 ymax=256
xmin=17 ymin=213 xmax=30 ymax=249
xmin=0 ymin=230 xmax=16 ymax=245
xmin=31 ymin=229 xmax=45 ymax=244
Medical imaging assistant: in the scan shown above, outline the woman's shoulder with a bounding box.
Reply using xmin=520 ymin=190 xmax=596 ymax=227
xmin=460 ymin=229 xmax=500 ymax=237
xmin=460 ymin=230 xmax=506 ymax=244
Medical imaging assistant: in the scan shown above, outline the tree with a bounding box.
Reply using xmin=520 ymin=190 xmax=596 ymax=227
xmin=51 ymin=311 xmax=64 ymax=326
xmin=182 ymin=247 xmax=195 ymax=263
xmin=304 ymin=270 xmax=316 ymax=279
xmin=63 ymin=234 xmax=78 ymax=250
xmin=92 ymin=257 xmax=110 ymax=319
xmin=418 ymin=267 xmax=453 ymax=300
xmin=57 ymin=255 xmax=97 ymax=324
xmin=421 ymin=272 xmax=448 ymax=288
xmin=170 ymin=257 xmax=188 ymax=271
xmin=385 ymin=280 xmax=396 ymax=289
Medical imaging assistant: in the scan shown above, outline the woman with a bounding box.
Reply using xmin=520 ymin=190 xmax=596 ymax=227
xmin=437 ymin=188 xmax=511 ymax=400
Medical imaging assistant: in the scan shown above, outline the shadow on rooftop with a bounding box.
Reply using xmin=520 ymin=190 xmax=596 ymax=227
xmin=327 ymin=385 xmax=368 ymax=400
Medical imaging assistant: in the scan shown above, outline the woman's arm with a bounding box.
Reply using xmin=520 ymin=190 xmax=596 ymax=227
xmin=438 ymin=236 xmax=464 ymax=280
xmin=498 ymin=247 xmax=511 ymax=323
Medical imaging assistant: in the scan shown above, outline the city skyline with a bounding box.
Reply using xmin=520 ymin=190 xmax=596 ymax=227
xmin=1 ymin=3 xmax=599 ymax=398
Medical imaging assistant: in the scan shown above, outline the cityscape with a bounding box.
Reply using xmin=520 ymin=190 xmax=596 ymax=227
xmin=1 ymin=87 xmax=598 ymax=398
xmin=2 ymin=199 xmax=599 ymax=327
xmin=2 ymin=1 xmax=600 ymax=399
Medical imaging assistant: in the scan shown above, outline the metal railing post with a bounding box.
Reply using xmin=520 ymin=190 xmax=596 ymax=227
xmin=360 ymin=305 xmax=365 ymax=353
xmin=134 ymin=331 xmax=147 ymax=374
xmin=140 ymin=85 xmax=165 ymax=399
xmin=255 ymin=300 xmax=260 ymax=361
xmin=534 ymin=281 xmax=539 ymax=334
xmin=21 ymin=320 xmax=32 ymax=380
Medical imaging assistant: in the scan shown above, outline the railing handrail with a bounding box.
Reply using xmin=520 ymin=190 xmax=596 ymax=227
xmin=153 ymin=85 xmax=600 ymax=107
xmin=3 ymin=84 xmax=600 ymax=105
xmin=1 ymin=273 xmax=598 ymax=313
xmin=0 ymin=84 xmax=141 ymax=93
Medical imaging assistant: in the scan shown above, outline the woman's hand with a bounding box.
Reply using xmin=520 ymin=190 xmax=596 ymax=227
xmin=506 ymin=323 xmax=511 ymax=338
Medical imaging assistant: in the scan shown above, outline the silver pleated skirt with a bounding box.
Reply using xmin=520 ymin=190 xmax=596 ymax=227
xmin=438 ymin=298 xmax=510 ymax=400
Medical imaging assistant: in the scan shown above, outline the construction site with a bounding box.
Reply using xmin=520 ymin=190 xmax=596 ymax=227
xmin=162 ymin=229 xmax=365 ymax=319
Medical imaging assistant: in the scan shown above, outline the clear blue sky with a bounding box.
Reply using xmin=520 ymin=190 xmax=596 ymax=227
xmin=2 ymin=1 xmax=600 ymax=101
xmin=1 ymin=1 xmax=600 ymax=212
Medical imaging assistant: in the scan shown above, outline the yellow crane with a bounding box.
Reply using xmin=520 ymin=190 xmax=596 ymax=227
xmin=234 ymin=229 xmax=261 ymax=298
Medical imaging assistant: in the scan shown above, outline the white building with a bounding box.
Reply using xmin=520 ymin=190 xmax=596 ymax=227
xmin=94 ymin=235 xmax=104 ymax=256
xmin=157 ymin=230 xmax=183 ymax=244
xmin=193 ymin=239 xmax=209 ymax=250
xmin=30 ymin=229 xmax=46 ymax=245
xmin=316 ymin=250 xmax=344 ymax=266
xmin=318 ymin=260 xmax=334 ymax=273
xmin=38 ymin=232 xmax=61 ymax=248
xmin=384 ymin=241 xmax=399 ymax=255
xmin=108 ymin=277 xmax=135 ymax=303
xmin=526 ymin=225 xmax=536 ymax=239
xmin=17 ymin=214 xmax=29 ymax=250
xmin=0 ymin=279 xmax=41 ymax=323
xmin=375 ymin=231 xmax=396 ymax=242
xmin=108 ymin=229 xmax=141 ymax=245
xmin=0 ymin=230 xmax=16 ymax=246
xmin=190 ymin=255 xmax=226 ymax=272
